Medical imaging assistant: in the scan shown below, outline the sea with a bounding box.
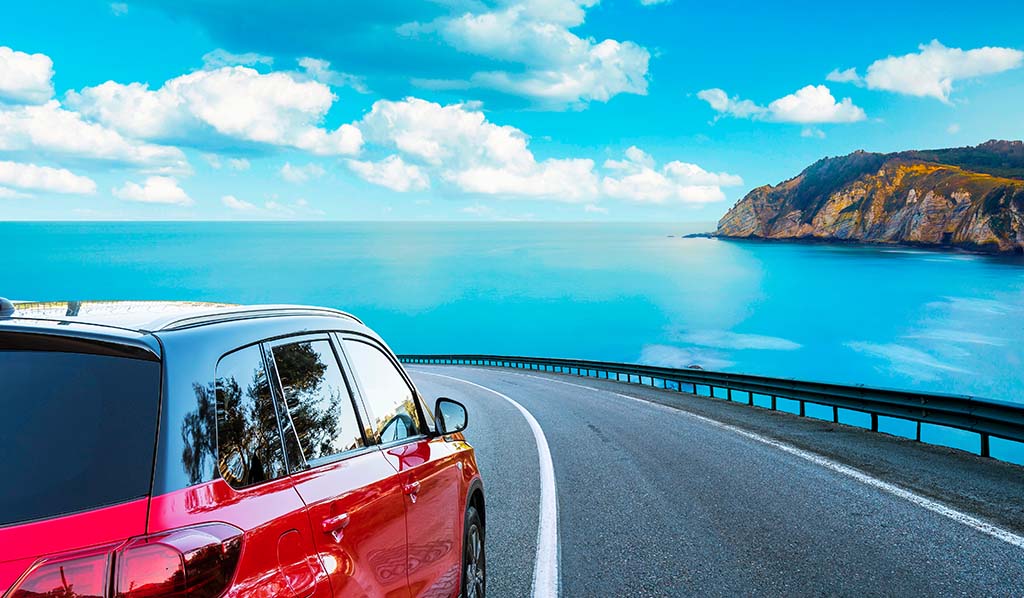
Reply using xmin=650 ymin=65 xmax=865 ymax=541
xmin=5 ymin=221 xmax=1024 ymax=404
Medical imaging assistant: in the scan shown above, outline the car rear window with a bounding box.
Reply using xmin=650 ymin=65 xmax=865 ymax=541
xmin=0 ymin=337 xmax=160 ymax=527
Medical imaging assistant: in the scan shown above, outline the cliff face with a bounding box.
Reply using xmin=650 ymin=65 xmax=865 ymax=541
xmin=717 ymin=140 xmax=1024 ymax=253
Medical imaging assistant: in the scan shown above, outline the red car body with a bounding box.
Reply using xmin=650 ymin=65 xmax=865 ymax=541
xmin=0 ymin=301 xmax=484 ymax=598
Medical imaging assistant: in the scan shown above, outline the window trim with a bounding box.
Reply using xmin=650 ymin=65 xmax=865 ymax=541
xmin=213 ymin=343 xmax=290 ymax=491
xmin=335 ymin=333 xmax=433 ymax=450
xmin=263 ymin=333 xmax=371 ymax=473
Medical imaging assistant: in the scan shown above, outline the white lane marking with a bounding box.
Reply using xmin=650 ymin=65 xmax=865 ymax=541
xmin=413 ymin=369 xmax=560 ymax=597
xmin=502 ymin=369 xmax=1024 ymax=550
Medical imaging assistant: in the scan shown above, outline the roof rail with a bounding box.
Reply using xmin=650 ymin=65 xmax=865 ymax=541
xmin=156 ymin=306 xmax=364 ymax=331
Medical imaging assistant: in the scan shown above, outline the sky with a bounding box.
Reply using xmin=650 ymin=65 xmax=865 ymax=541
xmin=0 ymin=0 xmax=1022 ymax=221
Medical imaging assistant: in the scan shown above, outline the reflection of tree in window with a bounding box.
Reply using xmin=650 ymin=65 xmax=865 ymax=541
xmin=215 ymin=347 xmax=286 ymax=488
xmin=273 ymin=341 xmax=363 ymax=465
xmin=182 ymin=382 xmax=216 ymax=485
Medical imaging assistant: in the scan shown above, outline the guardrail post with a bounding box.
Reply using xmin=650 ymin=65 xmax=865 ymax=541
xmin=748 ymin=392 xmax=753 ymax=406
xmin=727 ymin=388 xmax=732 ymax=402
xmin=980 ymin=434 xmax=990 ymax=458
xmin=871 ymin=414 xmax=879 ymax=432
xmin=833 ymin=406 xmax=839 ymax=423
xmin=799 ymin=401 xmax=805 ymax=417
xmin=770 ymin=395 xmax=777 ymax=410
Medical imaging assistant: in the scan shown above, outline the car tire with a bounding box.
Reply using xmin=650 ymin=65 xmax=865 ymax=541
xmin=461 ymin=504 xmax=486 ymax=598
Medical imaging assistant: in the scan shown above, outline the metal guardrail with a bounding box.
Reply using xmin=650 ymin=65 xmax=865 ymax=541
xmin=398 ymin=354 xmax=1024 ymax=458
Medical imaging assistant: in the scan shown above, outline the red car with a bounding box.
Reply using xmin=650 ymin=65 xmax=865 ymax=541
xmin=0 ymin=300 xmax=485 ymax=598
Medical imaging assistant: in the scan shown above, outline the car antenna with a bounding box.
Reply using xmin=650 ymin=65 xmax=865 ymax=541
xmin=0 ymin=297 xmax=15 ymax=317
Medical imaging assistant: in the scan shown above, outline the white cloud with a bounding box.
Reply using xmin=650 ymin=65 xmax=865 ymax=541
xmin=449 ymin=158 xmax=597 ymax=201
xmin=347 ymin=155 xmax=430 ymax=192
xmin=584 ymin=203 xmax=608 ymax=214
xmin=203 ymin=154 xmax=249 ymax=170
xmin=601 ymin=146 xmax=742 ymax=204
xmin=201 ymin=49 xmax=273 ymax=69
xmin=361 ymin=97 xmax=601 ymax=200
xmin=826 ymin=67 xmax=863 ymax=85
xmin=461 ymin=203 xmax=494 ymax=217
xmin=360 ymin=97 xmax=533 ymax=168
xmin=0 ymin=186 xmax=30 ymax=199
xmin=947 ymin=123 xmax=961 ymax=134
xmin=113 ymin=176 xmax=192 ymax=205
xmin=861 ymin=40 xmax=1024 ymax=102
xmin=221 ymin=194 xmax=257 ymax=210
xmin=471 ymin=39 xmax=649 ymax=106
xmin=110 ymin=2 xmax=128 ymax=16
xmin=801 ymin=127 xmax=826 ymax=139
xmin=0 ymin=100 xmax=189 ymax=173
xmin=696 ymin=88 xmax=765 ymax=119
xmin=66 ymin=66 xmax=363 ymax=155
xmin=202 ymin=153 xmax=222 ymax=169
xmin=698 ymin=85 xmax=865 ymax=124
xmin=403 ymin=2 xmax=649 ymax=106
xmin=0 ymin=160 xmax=96 ymax=194
xmin=0 ymin=46 xmax=55 ymax=104
xmin=766 ymin=85 xmax=866 ymax=123
xmin=358 ymin=98 xmax=740 ymax=203
xmin=279 ymin=162 xmax=325 ymax=183
xmin=262 ymin=198 xmax=325 ymax=218
xmin=298 ymin=57 xmax=369 ymax=93
xmin=639 ymin=0 xmax=672 ymax=4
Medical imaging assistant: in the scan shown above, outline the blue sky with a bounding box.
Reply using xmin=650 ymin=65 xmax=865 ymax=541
xmin=0 ymin=0 xmax=1022 ymax=221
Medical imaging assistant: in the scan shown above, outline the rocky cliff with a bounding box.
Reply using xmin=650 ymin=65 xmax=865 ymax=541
xmin=716 ymin=140 xmax=1024 ymax=254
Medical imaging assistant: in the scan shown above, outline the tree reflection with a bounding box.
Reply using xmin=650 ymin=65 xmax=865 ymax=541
xmin=181 ymin=382 xmax=216 ymax=485
xmin=215 ymin=357 xmax=285 ymax=487
xmin=274 ymin=341 xmax=356 ymax=462
xmin=179 ymin=341 xmax=358 ymax=488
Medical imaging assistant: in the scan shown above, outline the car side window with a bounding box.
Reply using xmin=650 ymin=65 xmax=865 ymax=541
xmin=269 ymin=339 xmax=365 ymax=468
xmin=343 ymin=339 xmax=422 ymax=443
xmin=215 ymin=346 xmax=287 ymax=489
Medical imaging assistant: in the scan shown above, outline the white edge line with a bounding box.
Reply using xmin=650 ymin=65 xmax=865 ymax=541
xmin=502 ymin=369 xmax=1024 ymax=551
xmin=413 ymin=369 xmax=560 ymax=597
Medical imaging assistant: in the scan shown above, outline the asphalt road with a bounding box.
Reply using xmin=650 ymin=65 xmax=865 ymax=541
xmin=409 ymin=365 xmax=1024 ymax=598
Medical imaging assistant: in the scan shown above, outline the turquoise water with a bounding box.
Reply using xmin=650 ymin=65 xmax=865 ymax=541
xmin=5 ymin=221 xmax=1024 ymax=403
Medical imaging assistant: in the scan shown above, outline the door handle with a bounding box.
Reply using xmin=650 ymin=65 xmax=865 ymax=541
xmin=403 ymin=481 xmax=421 ymax=503
xmin=322 ymin=512 xmax=350 ymax=542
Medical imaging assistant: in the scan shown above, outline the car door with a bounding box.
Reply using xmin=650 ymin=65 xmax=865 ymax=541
xmin=339 ymin=336 xmax=465 ymax=598
xmin=265 ymin=334 xmax=411 ymax=598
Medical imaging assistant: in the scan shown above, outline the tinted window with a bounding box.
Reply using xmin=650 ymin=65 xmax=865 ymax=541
xmin=0 ymin=347 xmax=159 ymax=527
xmin=343 ymin=340 xmax=422 ymax=443
xmin=215 ymin=346 xmax=286 ymax=488
xmin=271 ymin=340 xmax=364 ymax=467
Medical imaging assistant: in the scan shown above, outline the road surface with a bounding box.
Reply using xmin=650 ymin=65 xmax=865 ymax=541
xmin=408 ymin=365 xmax=1024 ymax=597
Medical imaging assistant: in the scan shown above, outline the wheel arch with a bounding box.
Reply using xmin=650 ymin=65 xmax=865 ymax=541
xmin=467 ymin=477 xmax=485 ymax=530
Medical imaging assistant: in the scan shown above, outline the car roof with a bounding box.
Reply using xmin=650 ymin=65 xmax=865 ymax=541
xmin=1 ymin=300 xmax=363 ymax=334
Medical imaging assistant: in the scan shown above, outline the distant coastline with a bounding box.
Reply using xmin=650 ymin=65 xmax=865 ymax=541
xmin=682 ymin=231 xmax=1024 ymax=258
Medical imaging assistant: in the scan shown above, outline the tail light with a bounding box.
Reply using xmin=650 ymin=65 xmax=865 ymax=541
xmin=5 ymin=524 xmax=243 ymax=598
